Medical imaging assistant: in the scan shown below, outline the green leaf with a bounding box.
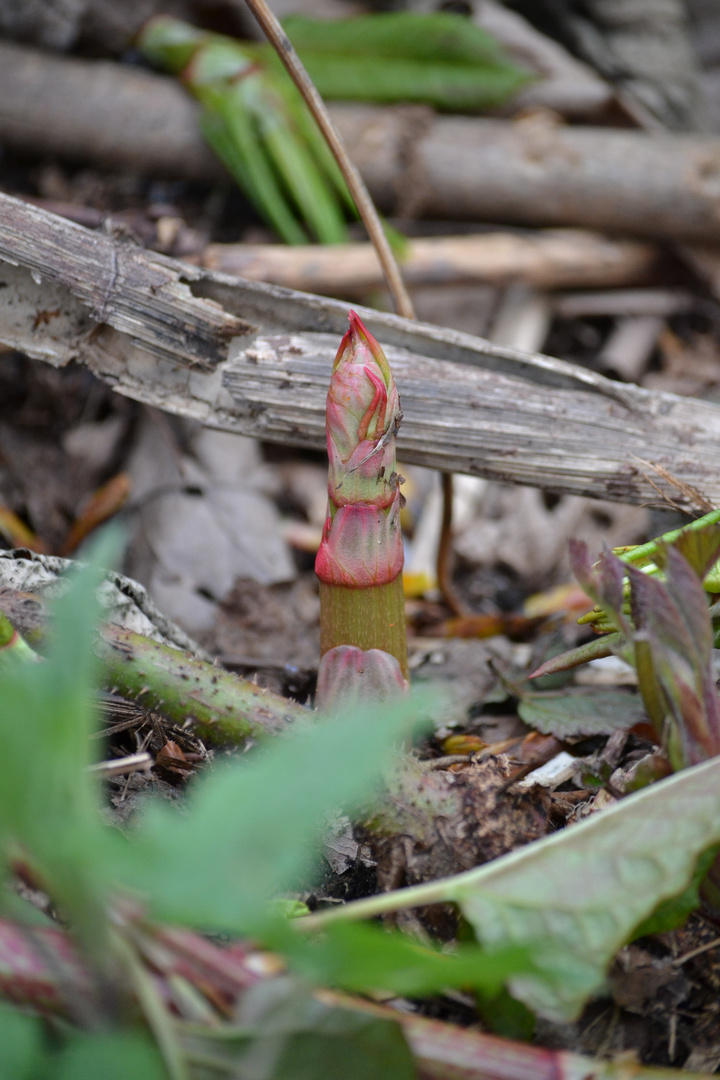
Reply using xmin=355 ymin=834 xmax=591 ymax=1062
xmin=297 ymin=54 xmax=529 ymax=111
xmin=631 ymin=845 xmax=718 ymax=939
xmin=0 ymin=1004 xmax=45 ymax=1079
xmin=258 ymin=101 xmax=347 ymax=245
xmin=307 ymin=756 xmax=720 ymax=1022
xmin=49 ymin=1030 xmax=166 ymax=1080
xmin=443 ymin=757 xmax=720 ymax=1019
xmin=110 ymin=696 xmax=430 ymax=935
xmin=283 ymin=12 xmax=515 ymax=66
xmin=0 ymin=532 xmax=120 ymax=953
xmin=667 ymin=521 xmax=720 ymax=580
xmin=517 ymin=686 xmax=646 ymax=738
xmin=628 ymin=545 xmax=720 ymax=766
xmin=283 ymin=12 xmax=531 ymax=110
xmin=198 ymin=83 xmax=309 ymax=246
xmin=139 ymin=14 xmax=530 ymax=246
xmin=284 ymin=922 xmax=532 ymax=998
xmin=528 ymin=633 xmax=621 ymax=679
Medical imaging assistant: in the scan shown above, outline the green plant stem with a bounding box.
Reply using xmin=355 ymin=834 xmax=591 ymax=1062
xmin=97 ymin=625 xmax=306 ymax=742
xmin=616 ymin=507 xmax=720 ymax=566
xmin=0 ymin=589 xmax=307 ymax=744
xmin=319 ymin=579 xmax=408 ymax=679
xmin=298 ymin=876 xmax=450 ymax=931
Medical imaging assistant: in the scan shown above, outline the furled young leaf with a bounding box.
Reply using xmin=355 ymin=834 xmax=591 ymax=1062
xmin=109 ymin=696 xmax=430 ymax=936
xmin=306 ymin=756 xmax=720 ymax=1022
xmin=517 ymin=686 xmax=646 ymax=738
xmin=627 ymin=545 xmax=720 ymax=767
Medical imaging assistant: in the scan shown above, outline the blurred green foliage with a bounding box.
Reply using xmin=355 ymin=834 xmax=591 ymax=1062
xmin=138 ymin=13 xmax=530 ymax=244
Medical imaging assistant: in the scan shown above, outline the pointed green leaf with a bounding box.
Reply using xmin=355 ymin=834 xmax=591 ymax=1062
xmin=667 ymin=522 xmax=720 ymax=580
xmin=0 ymin=532 xmax=120 ymax=951
xmin=528 ymin=633 xmax=621 ymax=679
xmin=284 ymin=922 xmax=532 ymax=998
xmin=308 ymin=757 xmax=720 ymax=1022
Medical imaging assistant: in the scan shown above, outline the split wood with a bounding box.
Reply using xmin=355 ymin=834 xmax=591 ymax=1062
xmin=2 ymin=193 xmax=720 ymax=509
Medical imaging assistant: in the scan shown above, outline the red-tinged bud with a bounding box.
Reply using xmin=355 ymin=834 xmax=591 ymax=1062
xmin=325 ymin=312 xmax=401 ymax=507
xmin=316 ymin=645 xmax=407 ymax=713
xmin=315 ymin=499 xmax=403 ymax=589
xmin=328 ymin=433 xmax=398 ymax=509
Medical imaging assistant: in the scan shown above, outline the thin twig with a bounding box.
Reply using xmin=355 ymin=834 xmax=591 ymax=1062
xmin=88 ymin=752 xmax=152 ymax=777
xmin=633 ymin=457 xmax=715 ymax=515
xmin=436 ymin=471 xmax=470 ymax=616
xmin=673 ymin=935 xmax=720 ymax=966
xmin=242 ymin=0 xmax=416 ymax=321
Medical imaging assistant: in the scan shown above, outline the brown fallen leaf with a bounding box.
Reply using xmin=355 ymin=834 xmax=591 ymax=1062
xmin=155 ymin=739 xmax=193 ymax=777
xmin=59 ymin=472 xmax=131 ymax=556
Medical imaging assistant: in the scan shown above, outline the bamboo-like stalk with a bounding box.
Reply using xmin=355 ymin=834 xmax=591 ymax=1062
xmin=315 ymin=312 xmax=409 ymax=705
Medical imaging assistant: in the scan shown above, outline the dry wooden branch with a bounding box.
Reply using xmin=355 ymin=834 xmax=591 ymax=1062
xmin=1 ymin=42 xmax=720 ymax=243
xmin=0 ymin=189 xmax=251 ymax=371
xmin=200 ymin=231 xmax=659 ymax=293
xmin=2 ymin=193 xmax=720 ymax=510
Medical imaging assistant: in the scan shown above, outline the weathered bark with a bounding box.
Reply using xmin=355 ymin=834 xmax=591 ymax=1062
xmin=201 ymin=231 xmax=659 ymax=294
xmin=1 ymin=42 xmax=720 ymax=242
xmin=338 ymin=105 xmax=720 ymax=242
xmin=0 ymin=191 xmax=251 ymax=371
xmin=0 ymin=39 xmax=224 ymax=182
xmin=3 ymin=192 xmax=720 ymax=510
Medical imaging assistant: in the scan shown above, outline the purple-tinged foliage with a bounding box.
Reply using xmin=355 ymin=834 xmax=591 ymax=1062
xmin=542 ymin=528 xmax=720 ymax=773
xmin=316 ymin=645 xmax=408 ymax=714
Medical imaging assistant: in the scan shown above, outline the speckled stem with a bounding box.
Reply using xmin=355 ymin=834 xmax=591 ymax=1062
xmin=319 ymin=580 xmax=407 ymax=672
xmin=97 ymin=625 xmax=307 ymax=743
xmin=0 ymin=589 xmax=307 ymax=744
